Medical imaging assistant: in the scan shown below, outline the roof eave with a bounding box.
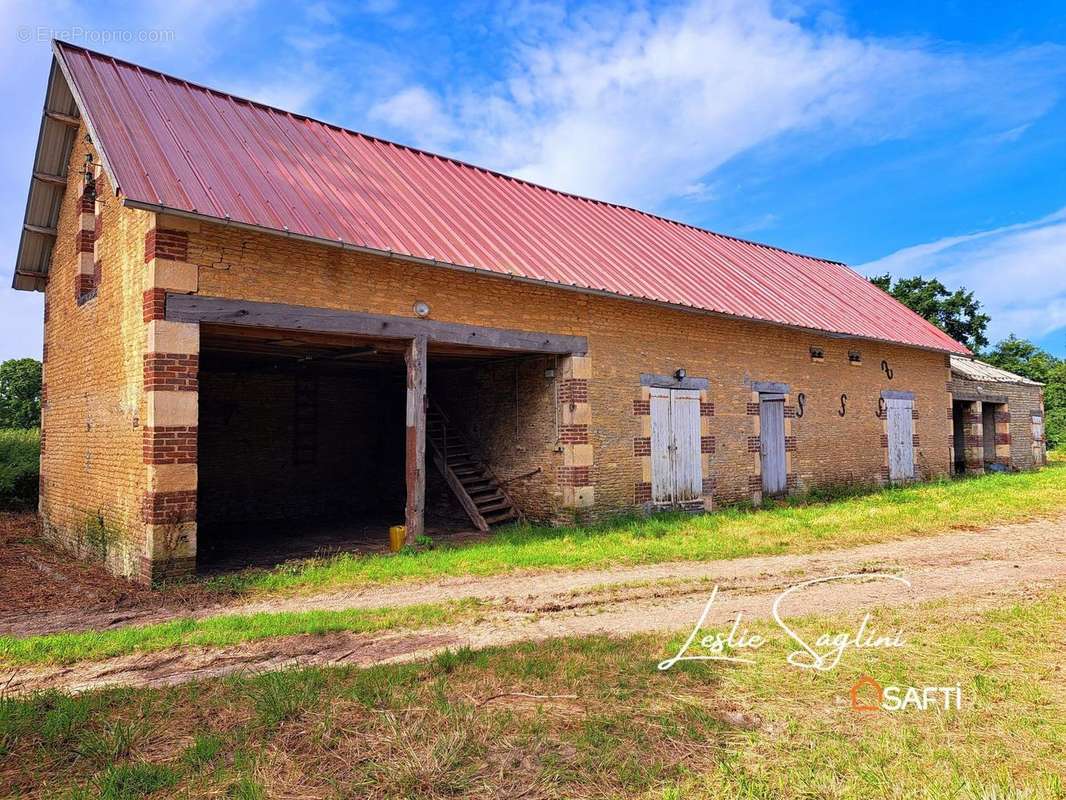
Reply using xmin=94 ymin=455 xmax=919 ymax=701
xmin=10 ymin=41 xmax=124 ymax=293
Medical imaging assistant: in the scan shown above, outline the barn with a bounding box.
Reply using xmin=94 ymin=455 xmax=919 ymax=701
xmin=14 ymin=42 xmax=984 ymax=583
xmin=948 ymin=356 xmax=1046 ymax=474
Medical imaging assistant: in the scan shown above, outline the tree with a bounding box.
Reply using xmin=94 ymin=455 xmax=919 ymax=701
xmin=0 ymin=358 xmax=42 ymax=429
xmin=870 ymin=274 xmax=990 ymax=351
xmin=983 ymin=337 xmax=1065 ymax=450
xmin=981 ymin=335 xmax=1057 ymax=384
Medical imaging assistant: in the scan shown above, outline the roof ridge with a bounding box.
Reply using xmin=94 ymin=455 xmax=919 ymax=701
xmin=53 ymin=39 xmax=844 ymax=268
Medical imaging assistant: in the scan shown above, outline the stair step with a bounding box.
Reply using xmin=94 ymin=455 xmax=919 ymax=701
xmin=468 ymin=485 xmax=498 ymax=497
xmin=477 ymin=499 xmax=511 ymax=514
xmin=484 ymin=509 xmax=516 ymax=525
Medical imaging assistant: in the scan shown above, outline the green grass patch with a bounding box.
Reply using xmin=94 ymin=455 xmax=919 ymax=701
xmin=207 ymin=462 xmax=1066 ymax=596
xmin=0 ymin=427 xmax=39 ymax=510
xmin=0 ymin=599 xmax=480 ymax=666
xmin=1 ymin=591 xmax=1062 ymax=799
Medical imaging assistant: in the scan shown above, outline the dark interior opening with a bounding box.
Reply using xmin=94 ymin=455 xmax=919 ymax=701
xmin=951 ymin=400 xmax=967 ymax=475
xmin=982 ymin=402 xmax=1001 ymax=466
xmin=196 ymin=325 xmax=481 ymax=573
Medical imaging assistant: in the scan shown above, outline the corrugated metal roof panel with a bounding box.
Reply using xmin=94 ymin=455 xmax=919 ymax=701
xmin=23 ymin=41 xmax=969 ymax=354
xmin=950 ymin=356 xmax=1043 ymax=385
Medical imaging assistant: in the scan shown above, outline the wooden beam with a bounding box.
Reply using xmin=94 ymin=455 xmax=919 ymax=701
xmin=33 ymin=171 xmax=67 ymax=186
xmin=45 ymin=110 xmax=80 ymax=127
xmin=23 ymin=223 xmax=57 ymax=237
xmin=404 ymin=336 xmax=428 ymax=545
xmin=167 ymin=294 xmax=587 ymax=355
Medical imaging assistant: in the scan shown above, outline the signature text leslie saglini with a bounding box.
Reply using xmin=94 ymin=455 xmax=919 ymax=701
xmin=658 ymin=573 xmax=909 ymax=673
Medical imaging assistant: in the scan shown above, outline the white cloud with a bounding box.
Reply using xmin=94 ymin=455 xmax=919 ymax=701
xmin=368 ymin=0 xmax=1064 ymax=208
xmin=857 ymin=208 xmax=1066 ymax=344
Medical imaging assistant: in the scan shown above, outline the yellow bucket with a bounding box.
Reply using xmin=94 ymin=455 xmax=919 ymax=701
xmin=388 ymin=525 xmax=406 ymax=552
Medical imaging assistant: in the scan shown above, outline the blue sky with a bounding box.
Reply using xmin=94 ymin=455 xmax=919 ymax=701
xmin=2 ymin=0 xmax=1064 ymax=361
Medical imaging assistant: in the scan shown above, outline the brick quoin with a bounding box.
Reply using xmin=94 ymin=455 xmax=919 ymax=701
xmin=700 ymin=401 xmax=714 ymax=416
xmin=996 ymin=433 xmax=1011 ymax=445
xmin=144 ymin=353 xmax=199 ymax=391
xmin=747 ymin=435 xmax=761 ymax=452
xmin=143 ymin=288 xmax=167 ymax=321
xmin=557 ymin=378 xmax=588 ymax=404
xmin=701 ymin=435 xmax=716 ymax=454
xmin=632 ymin=399 xmax=650 ymax=416
xmin=912 ymin=408 xmax=920 ymax=420
xmin=702 ymin=477 xmax=716 ymax=493
xmin=558 ymin=465 xmax=591 ymax=486
xmin=748 ymin=475 xmax=763 ymax=492
xmin=559 ymin=423 xmax=589 ymax=444
xmin=75 ymin=229 xmax=94 ymax=253
xmin=783 ymin=405 xmax=796 ymax=418
xmin=746 ymin=402 xmax=760 ymax=415
xmin=75 ymin=273 xmax=95 ymax=304
xmin=634 ymin=482 xmax=652 ymax=503
xmin=141 ymin=490 xmax=196 ymax=524
xmin=79 ymin=184 xmax=95 ymax=213
xmin=912 ymin=434 xmax=920 ymax=447
xmin=994 ymin=411 xmax=1011 ymax=423
xmin=143 ymin=426 xmax=198 ymax=464
xmin=633 ymin=436 xmax=651 ymax=456
xmin=880 ymin=433 xmax=889 ymax=448
xmin=144 ymin=228 xmax=190 ymax=262
xmin=784 ymin=435 xmax=797 ymax=453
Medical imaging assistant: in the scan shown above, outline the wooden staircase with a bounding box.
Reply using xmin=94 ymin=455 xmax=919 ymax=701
xmin=426 ymin=402 xmax=520 ymax=531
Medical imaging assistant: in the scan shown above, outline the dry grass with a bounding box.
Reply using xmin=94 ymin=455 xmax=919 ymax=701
xmin=2 ymin=590 xmax=1063 ymax=799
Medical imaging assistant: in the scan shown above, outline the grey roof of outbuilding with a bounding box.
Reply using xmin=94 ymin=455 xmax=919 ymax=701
xmin=950 ymin=355 xmax=1043 ymax=386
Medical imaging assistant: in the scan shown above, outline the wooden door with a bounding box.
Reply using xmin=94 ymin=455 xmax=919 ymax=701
xmin=759 ymin=396 xmax=787 ymax=496
xmin=649 ymin=387 xmax=703 ymax=505
xmin=886 ymin=396 xmax=914 ymax=480
xmin=671 ymin=389 xmax=702 ymax=502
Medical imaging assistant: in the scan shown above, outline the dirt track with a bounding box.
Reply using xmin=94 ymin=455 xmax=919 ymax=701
xmin=4 ymin=516 xmax=1064 ymax=694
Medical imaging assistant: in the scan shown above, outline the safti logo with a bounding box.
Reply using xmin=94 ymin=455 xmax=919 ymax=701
xmin=850 ymin=675 xmax=883 ymax=711
xmin=850 ymin=675 xmax=963 ymax=712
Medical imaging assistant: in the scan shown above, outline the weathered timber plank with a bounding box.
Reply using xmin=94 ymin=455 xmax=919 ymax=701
xmin=166 ymin=294 xmax=587 ymax=355
xmin=405 ymin=336 xmax=428 ymax=544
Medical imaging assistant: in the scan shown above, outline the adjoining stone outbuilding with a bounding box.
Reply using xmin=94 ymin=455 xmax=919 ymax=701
xmin=948 ymin=356 xmax=1046 ymax=474
xmin=14 ymin=43 xmax=983 ymax=583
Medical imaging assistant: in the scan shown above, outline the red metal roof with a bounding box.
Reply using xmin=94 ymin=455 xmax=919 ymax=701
xmin=53 ymin=41 xmax=969 ymax=354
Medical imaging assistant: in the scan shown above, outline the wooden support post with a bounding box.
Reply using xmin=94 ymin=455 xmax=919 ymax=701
xmin=404 ymin=336 xmax=428 ymax=544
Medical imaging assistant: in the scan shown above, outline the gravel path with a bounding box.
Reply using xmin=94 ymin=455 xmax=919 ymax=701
xmin=4 ymin=516 xmax=1064 ymax=694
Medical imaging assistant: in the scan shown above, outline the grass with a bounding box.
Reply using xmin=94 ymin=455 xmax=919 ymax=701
xmin=1 ymin=590 xmax=1062 ymax=799
xmin=0 ymin=428 xmax=39 ymax=510
xmin=0 ymin=599 xmax=481 ymax=666
xmin=204 ymin=459 xmax=1066 ymax=596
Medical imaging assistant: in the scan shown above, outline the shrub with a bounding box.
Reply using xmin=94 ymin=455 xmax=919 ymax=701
xmin=0 ymin=428 xmax=39 ymax=509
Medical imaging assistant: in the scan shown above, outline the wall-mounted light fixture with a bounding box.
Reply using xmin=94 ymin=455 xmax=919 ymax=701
xmin=412 ymin=300 xmax=430 ymax=318
xmin=83 ymin=153 xmax=96 ymax=201
xmin=675 ymin=367 xmax=687 ymax=381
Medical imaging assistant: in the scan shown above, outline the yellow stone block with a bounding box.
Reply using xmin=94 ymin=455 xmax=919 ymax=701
xmin=147 ymin=320 xmax=200 ymax=355
xmin=145 ymin=522 xmax=197 ymax=559
xmin=148 ymin=462 xmax=198 ymax=492
xmin=146 ymin=390 xmax=198 ymax=427
xmin=147 ymin=258 xmax=198 ymax=293
xmin=562 ymin=485 xmax=595 ymax=508
xmin=564 ymin=443 xmax=593 ymax=467
xmin=562 ymin=402 xmax=591 ymax=425
xmin=77 ymin=252 xmax=95 ymax=276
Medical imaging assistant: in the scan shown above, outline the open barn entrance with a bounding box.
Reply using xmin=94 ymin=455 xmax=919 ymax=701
xmin=195 ymin=324 xmax=554 ymax=572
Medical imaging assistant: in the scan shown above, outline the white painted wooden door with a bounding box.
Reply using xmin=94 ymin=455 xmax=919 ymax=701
xmin=759 ymin=397 xmax=787 ymax=496
xmin=671 ymin=390 xmax=702 ymax=502
xmin=886 ymin=397 xmax=915 ymax=480
xmin=649 ymin=388 xmax=703 ymax=505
